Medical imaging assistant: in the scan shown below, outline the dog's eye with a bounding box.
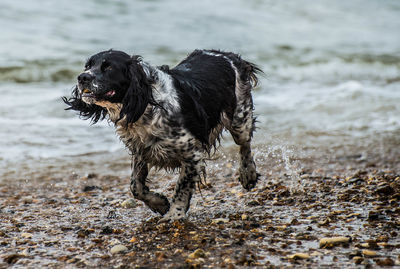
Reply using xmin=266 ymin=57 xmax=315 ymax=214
xmin=84 ymin=58 xmax=93 ymax=70
xmin=101 ymin=61 xmax=112 ymax=72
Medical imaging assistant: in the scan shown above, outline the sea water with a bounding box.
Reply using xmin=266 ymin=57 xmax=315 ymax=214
xmin=0 ymin=0 xmax=399 ymax=179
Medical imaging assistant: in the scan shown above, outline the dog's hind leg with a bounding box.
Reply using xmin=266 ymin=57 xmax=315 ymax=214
xmin=130 ymin=157 xmax=170 ymax=215
xmin=228 ymin=81 xmax=259 ymax=191
xmin=160 ymin=159 xmax=200 ymax=221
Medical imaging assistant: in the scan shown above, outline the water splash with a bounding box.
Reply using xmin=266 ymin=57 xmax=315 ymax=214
xmin=253 ymin=140 xmax=305 ymax=192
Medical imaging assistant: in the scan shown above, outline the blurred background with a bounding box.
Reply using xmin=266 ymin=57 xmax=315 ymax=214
xmin=0 ymin=0 xmax=399 ymax=180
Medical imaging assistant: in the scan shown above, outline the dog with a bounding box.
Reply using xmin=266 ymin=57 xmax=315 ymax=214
xmin=63 ymin=49 xmax=261 ymax=221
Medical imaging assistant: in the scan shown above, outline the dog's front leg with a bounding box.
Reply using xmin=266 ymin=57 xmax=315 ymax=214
xmin=160 ymin=161 xmax=199 ymax=221
xmin=130 ymin=157 xmax=170 ymax=215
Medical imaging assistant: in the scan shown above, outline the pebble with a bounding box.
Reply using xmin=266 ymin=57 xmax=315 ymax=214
xmin=82 ymin=185 xmax=101 ymax=192
xmin=110 ymin=200 xmax=121 ymax=206
xmin=362 ymin=249 xmax=377 ymax=257
xmin=21 ymin=233 xmax=33 ymax=239
xmin=121 ymin=198 xmax=136 ymax=208
xmin=288 ymin=253 xmax=310 ymax=260
xmin=319 ymin=236 xmax=350 ymax=248
xmin=353 ymin=256 xmax=363 ymax=265
xmin=110 ymin=245 xmax=128 ymax=254
xmin=188 ymin=249 xmax=206 ymax=259
xmin=375 ymin=185 xmax=394 ymax=195
xmin=376 ymin=258 xmax=395 ymax=266
xmin=376 ymin=235 xmax=389 ymax=242
xmin=109 ymin=239 xmax=121 ymax=246
xmin=310 ymin=251 xmax=323 ymax=257
xmin=348 ymin=250 xmax=361 ymax=258
xmin=20 ymin=248 xmax=29 ymax=256
xmin=211 ymin=218 xmax=229 ymax=224
xmin=22 ymin=197 xmax=33 ymax=204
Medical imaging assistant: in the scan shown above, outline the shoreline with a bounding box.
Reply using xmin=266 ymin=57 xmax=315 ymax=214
xmin=1 ymin=147 xmax=399 ymax=268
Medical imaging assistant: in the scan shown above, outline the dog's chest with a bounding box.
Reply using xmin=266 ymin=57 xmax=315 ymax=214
xmin=115 ymin=113 xmax=199 ymax=168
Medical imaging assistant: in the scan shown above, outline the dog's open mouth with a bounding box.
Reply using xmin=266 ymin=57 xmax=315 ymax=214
xmin=82 ymin=89 xmax=95 ymax=98
xmin=82 ymin=89 xmax=116 ymax=99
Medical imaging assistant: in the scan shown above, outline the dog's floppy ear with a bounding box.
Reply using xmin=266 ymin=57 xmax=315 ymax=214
xmin=62 ymin=86 xmax=107 ymax=123
xmin=120 ymin=56 xmax=155 ymax=124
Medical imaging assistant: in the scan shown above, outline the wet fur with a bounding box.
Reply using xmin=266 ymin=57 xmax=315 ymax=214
xmin=63 ymin=49 xmax=261 ymax=220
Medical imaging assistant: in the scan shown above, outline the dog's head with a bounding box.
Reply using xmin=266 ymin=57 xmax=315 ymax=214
xmin=63 ymin=49 xmax=156 ymax=124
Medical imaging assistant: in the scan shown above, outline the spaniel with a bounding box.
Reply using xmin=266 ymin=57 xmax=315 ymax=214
xmin=63 ymin=49 xmax=261 ymax=221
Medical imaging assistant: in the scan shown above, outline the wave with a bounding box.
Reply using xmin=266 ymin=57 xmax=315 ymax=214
xmin=0 ymin=59 xmax=80 ymax=83
xmin=258 ymin=48 xmax=400 ymax=85
xmin=2 ymin=49 xmax=399 ymax=84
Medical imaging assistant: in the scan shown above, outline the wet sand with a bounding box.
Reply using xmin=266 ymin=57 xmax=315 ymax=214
xmin=1 ymin=146 xmax=399 ymax=268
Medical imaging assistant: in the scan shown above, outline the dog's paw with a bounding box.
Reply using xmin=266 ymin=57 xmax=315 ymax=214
xmin=239 ymin=162 xmax=259 ymax=191
xmin=146 ymin=193 xmax=170 ymax=215
xmin=158 ymin=206 xmax=186 ymax=223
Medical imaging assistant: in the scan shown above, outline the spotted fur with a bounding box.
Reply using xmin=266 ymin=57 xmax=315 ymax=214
xmin=63 ymin=49 xmax=261 ymax=221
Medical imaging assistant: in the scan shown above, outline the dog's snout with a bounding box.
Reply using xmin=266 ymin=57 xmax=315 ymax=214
xmin=77 ymin=73 xmax=94 ymax=83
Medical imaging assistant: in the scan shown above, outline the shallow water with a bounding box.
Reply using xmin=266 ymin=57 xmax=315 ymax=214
xmin=0 ymin=0 xmax=399 ymax=179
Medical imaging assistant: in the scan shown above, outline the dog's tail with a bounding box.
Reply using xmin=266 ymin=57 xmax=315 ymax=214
xmin=221 ymin=51 xmax=263 ymax=88
xmin=242 ymin=59 xmax=262 ymax=88
xmin=234 ymin=54 xmax=263 ymax=89
xmin=203 ymin=50 xmax=263 ymax=89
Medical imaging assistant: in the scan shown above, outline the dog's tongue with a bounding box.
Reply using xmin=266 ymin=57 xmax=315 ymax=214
xmin=105 ymin=90 xmax=116 ymax=97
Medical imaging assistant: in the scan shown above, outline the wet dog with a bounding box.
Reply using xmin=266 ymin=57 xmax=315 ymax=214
xmin=63 ymin=49 xmax=261 ymax=221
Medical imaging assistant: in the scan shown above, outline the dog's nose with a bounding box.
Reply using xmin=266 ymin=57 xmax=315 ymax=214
xmin=77 ymin=73 xmax=94 ymax=83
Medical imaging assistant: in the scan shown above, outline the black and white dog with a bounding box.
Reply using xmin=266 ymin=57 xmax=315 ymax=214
xmin=63 ymin=49 xmax=261 ymax=221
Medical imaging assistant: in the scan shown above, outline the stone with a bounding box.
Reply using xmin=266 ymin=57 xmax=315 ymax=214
xmin=21 ymin=233 xmax=33 ymax=239
xmin=319 ymin=236 xmax=351 ymax=248
xmin=376 ymin=258 xmax=395 ymax=266
xmin=188 ymin=249 xmax=206 ymax=259
xmin=288 ymin=253 xmax=310 ymax=260
xmin=110 ymin=245 xmax=128 ymax=254
xmin=362 ymin=249 xmax=377 ymax=257
xmin=121 ymin=198 xmax=136 ymax=208
xmin=353 ymin=256 xmax=363 ymax=265
xmin=211 ymin=218 xmax=229 ymax=224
